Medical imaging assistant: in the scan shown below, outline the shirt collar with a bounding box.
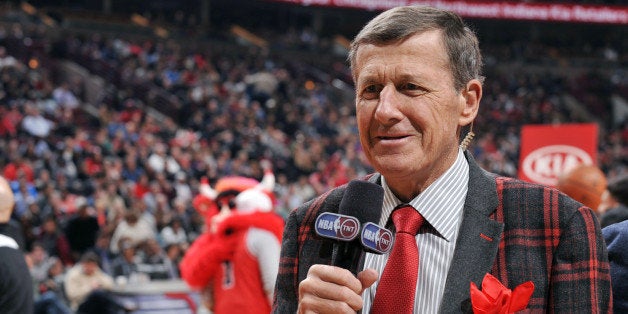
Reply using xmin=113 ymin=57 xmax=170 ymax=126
xmin=380 ymin=149 xmax=469 ymax=242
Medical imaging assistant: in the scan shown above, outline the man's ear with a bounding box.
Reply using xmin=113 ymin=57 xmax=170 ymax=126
xmin=459 ymin=79 xmax=482 ymax=127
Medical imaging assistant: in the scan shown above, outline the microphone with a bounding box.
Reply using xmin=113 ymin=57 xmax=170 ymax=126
xmin=315 ymin=180 xmax=389 ymax=273
xmin=315 ymin=212 xmax=360 ymax=242
xmin=333 ymin=180 xmax=385 ymax=274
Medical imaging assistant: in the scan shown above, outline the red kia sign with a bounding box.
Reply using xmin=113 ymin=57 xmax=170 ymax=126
xmin=519 ymin=123 xmax=598 ymax=187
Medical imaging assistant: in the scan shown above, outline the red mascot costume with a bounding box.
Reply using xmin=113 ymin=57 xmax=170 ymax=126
xmin=180 ymin=166 xmax=284 ymax=314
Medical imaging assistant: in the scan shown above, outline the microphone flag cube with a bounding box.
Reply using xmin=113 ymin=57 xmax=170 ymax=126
xmin=361 ymin=222 xmax=393 ymax=254
xmin=315 ymin=212 xmax=360 ymax=241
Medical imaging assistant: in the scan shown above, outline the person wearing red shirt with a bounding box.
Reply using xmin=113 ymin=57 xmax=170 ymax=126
xmin=3 ymin=156 xmax=35 ymax=183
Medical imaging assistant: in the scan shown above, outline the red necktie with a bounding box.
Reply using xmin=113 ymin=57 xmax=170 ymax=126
xmin=371 ymin=205 xmax=424 ymax=314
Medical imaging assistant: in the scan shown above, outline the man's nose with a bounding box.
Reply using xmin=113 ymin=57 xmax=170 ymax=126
xmin=374 ymin=85 xmax=403 ymax=124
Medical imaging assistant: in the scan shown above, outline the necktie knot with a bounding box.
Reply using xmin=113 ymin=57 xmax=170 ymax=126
xmin=391 ymin=205 xmax=423 ymax=235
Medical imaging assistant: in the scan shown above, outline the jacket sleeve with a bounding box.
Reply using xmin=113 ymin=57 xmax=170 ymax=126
xmin=271 ymin=183 xmax=355 ymax=313
xmin=549 ymin=206 xmax=612 ymax=313
xmin=271 ymin=207 xmax=301 ymax=313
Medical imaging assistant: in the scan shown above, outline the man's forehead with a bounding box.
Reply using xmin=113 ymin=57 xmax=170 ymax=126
xmin=354 ymin=32 xmax=448 ymax=71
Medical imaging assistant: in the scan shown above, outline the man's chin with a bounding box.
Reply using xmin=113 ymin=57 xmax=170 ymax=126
xmin=373 ymin=158 xmax=414 ymax=175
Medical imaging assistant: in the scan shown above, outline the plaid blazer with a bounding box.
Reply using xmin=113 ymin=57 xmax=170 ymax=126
xmin=272 ymin=152 xmax=612 ymax=313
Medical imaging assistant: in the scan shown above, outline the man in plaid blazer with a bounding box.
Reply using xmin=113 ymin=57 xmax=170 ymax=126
xmin=273 ymin=152 xmax=611 ymax=313
xmin=273 ymin=5 xmax=611 ymax=313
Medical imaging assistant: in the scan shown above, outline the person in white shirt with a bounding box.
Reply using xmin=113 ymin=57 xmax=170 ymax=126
xmin=109 ymin=210 xmax=155 ymax=254
xmin=64 ymin=252 xmax=114 ymax=310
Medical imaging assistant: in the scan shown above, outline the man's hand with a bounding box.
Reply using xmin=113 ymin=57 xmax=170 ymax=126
xmin=297 ymin=264 xmax=378 ymax=314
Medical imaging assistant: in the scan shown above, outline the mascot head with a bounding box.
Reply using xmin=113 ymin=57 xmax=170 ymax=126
xmin=193 ymin=168 xmax=275 ymax=227
xmin=234 ymin=188 xmax=273 ymax=214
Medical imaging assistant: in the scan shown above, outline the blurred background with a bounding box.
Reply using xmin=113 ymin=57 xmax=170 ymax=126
xmin=0 ymin=0 xmax=625 ymax=313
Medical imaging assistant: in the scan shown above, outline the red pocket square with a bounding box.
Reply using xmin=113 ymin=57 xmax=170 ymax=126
xmin=470 ymin=273 xmax=534 ymax=314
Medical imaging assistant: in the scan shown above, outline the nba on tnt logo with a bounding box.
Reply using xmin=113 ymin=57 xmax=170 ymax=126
xmin=361 ymin=222 xmax=393 ymax=254
xmin=314 ymin=213 xmax=359 ymax=241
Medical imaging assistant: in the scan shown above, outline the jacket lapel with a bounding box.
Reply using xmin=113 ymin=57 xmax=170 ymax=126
xmin=440 ymin=152 xmax=504 ymax=313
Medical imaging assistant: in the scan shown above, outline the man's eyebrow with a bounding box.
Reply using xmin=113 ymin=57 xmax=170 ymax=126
xmin=395 ymin=70 xmax=425 ymax=81
xmin=356 ymin=75 xmax=381 ymax=86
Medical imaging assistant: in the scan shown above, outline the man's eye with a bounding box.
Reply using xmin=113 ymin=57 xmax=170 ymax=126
xmin=400 ymin=83 xmax=429 ymax=95
xmin=361 ymin=85 xmax=381 ymax=99
xmin=364 ymin=85 xmax=380 ymax=93
xmin=402 ymin=83 xmax=421 ymax=90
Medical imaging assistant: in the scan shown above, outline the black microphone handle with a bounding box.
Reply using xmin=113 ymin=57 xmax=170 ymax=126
xmin=330 ymin=180 xmax=384 ymax=275
xmin=319 ymin=241 xmax=333 ymax=259
xmin=332 ymin=239 xmax=363 ymax=275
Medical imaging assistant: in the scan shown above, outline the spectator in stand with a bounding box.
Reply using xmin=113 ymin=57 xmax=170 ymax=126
xmin=64 ymin=251 xmax=122 ymax=313
xmin=0 ymin=104 xmax=22 ymax=138
xmin=94 ymin=181 xmax=127 ymax=225
xmin=110 ymin=239 xmax=140 ymax=282
xmin=34 ymin=256 xmax=71 ymax=314
xmin=92 ymin=231 xmax=114 ymax=276
xmin=65 ymin=204 xmax=100 ymax=261
xmin=154 ymin=171 xmax=177 ymax=200
xmin=52 ymin=82 xmax=80 ymax=110
xmin=118 ymin=99 xmax=144 ymax=123
xmin=109 ymin=210 xmax=155 ymax=254
xmin=19 ymin=202 xmax=44 ymax=249
xmin=160 ymin=216 xmax=188 ymax=247
xmin=164 ymin=243 xmax=183 ymax=279
xmin=0 ymin=45 xmax=20 ymax=69
xmin=12 ymin=176 xmax=39 ymax=218
xmin=132 ymin=173 xmax=151 ymax=200
xmin=21 ymin=102 xmax=55 ymax=139
xmin=141 ymin=180 xmax=164 ymax=213
xmin=147 ymin=142 xmax=181 ymax=176
xmin=279 ymin=178 xmax=311 ymax=218
xmin=173 ymin=171 xmax=193 ymax=202
xmin=171 ymin=194 xmax=197 ymax=237
xmin=137 ymin=238 xmax=173 ymax=280
xmin=121 ymin=153 xmax=145 ymax=183
xmin=599 ymin=174 xmax=628 ymax=228
xmin=37 ymin=215 xmax=73 ymax=265
xmin=3 ymin=154 xmax=35 ymax=183
xmin=27 ymin=242 xmax=55 ymax=284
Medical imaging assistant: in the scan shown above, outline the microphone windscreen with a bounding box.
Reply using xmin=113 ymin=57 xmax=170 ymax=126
xmin=338 ymin=180 xmax=384 ymax=226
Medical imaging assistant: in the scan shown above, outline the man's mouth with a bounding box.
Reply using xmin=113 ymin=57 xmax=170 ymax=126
xmin=377 ymin=135 xmax=408 ymax=140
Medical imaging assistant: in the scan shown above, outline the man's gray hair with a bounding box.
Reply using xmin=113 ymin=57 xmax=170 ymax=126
xmin=349 ymin=5 xmax=484 ymax=90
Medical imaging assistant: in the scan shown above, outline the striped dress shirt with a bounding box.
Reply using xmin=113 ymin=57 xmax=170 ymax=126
xmin=362 ymin=149 xmax=469 ymax=313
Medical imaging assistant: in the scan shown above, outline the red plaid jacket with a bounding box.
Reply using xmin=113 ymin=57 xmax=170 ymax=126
xmin=272 ymin=152 xmax=611 ymax=313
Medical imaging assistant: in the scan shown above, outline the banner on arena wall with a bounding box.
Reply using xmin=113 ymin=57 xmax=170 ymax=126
xmin=268 ymin=1 xmax=628 ymax=25
xmin=518 ymin=123 xmax=598 ymax=187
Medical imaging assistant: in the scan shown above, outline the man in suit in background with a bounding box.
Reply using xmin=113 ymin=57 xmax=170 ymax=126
xmin=0 ymin=175 xmax=34 ymax=313
xmin=602 ymin=219 xmax=628 ymax=313
xmin=273 ymin=5 xmax=611 ymax=313
xmin=599 ymin=174 xmax=628 ymax=228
